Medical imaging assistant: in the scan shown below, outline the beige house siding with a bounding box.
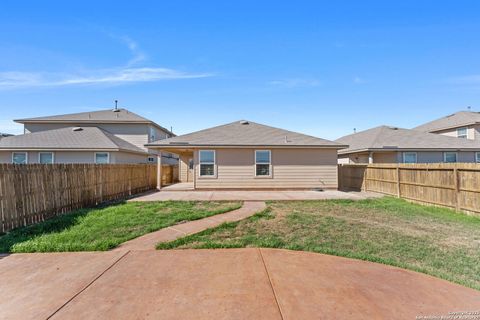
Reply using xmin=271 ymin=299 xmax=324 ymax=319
xmin=179 ymin=154 xmax=190 ymax=182
xmin=22 ymin=122 xmax=176 ymax=163
xmin=0 ymin=150 xmax=147 ymax=164
xmin=432 ymin=125 xmax=478 ymax=140
xmin=194 ymin=148 xmax=338 ymax=189
xmin=339 ymin=151 xmax=479 ymax=164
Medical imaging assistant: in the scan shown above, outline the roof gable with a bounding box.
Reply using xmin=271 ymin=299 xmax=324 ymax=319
xmin=15 ymin=108 xmax=174 ymax=136
xmin=413 ymin=111 xmax=480 ymax=132
xmin=0 ymin=126 xmax=147 ymax=154
xmin=148 ymin=120 xmax=345 ymax=148
xmin=336 ymin=125 xmax=480 ymax=154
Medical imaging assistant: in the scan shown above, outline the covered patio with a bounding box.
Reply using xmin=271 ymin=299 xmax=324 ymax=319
xmin=155 ymin=147 xmax=195 ymax=190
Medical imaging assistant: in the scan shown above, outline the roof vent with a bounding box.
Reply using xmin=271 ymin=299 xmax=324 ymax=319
xmin=113 ymin=99 xmax=120 ymax=112
xmin=72 ymin=127 xmax=83 ymax=132
xmin=239 ymin=120 xmax=249 ymax=125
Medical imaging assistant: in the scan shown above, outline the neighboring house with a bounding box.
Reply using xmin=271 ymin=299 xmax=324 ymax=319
xmin=147 ymin=120 xmax=347 ymax=190
xmin=336 ymin=125 xmax=480 ymax=164
xmin=0 ymin=133 xmax=13 ymax=139
xmin=413 ymin=111 xmax=480 ymax=140
xmin=0 ymin=108 xmax=177 ymax=164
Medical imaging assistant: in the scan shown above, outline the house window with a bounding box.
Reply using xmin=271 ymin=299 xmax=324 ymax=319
xmin=403 ymin=152 xmax=417 ymax=164
xmin=457 ymin=127 xmax=467 ymax=139
xmin=149 ymin=127 xmax=156 ymax=142
xmin=39 ymin=152 xmax=54 ymax=164
xmin=476 ymin=152 xmax=480 ymax=163
xmin=199 ymin=150 xmax=215 ymax=176
xmin=95 ymin=152 xmax=110 ymax=164
xmin=255 ymin=150 xmax=271 ymax=176
xmin=12 ymin=152 xmax=27 ymax=164
xmin=444 ymin=152 xmax=457 ymax=163
xmin=147 ymin=156 xmax=156 ymax=163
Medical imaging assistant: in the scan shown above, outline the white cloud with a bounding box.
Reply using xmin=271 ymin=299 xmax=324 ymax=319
xmin=0 ymin=68 xmax=212 ymax=89
xmin=353 ymin=76 xmax=366 ymax=84
xmin=446 ymin=75 xmax=480 ymax=85
xmin=268 ymin=78 xmax=321 ymax=88
xmin=0 ymin=34 xmax=213 ymax=89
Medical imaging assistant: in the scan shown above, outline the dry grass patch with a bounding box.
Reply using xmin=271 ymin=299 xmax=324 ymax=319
xmin=158 ymin=197 xmax=480 ymax=290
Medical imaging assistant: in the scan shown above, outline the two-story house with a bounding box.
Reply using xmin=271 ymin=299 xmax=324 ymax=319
xmin=413 ymin=111 xmax=480 ymax=140
xmin=0 ymin=108 xmax=177 ymax=164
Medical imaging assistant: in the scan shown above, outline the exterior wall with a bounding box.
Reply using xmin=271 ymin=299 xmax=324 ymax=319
xmin=340 ymin=151 xmax=479 ymax=164
xmin=338 ymin=152 xmax=369 ymax=164
xmin=373 ymin=152 xmax=397 ymax=163
xmin=179 ymin=154 xmax=190 ymax=182
xmin=0 ymin=150 xmax=148 ymax=164
xmin=432 ymin=125 xmax=478 ymax=140
xmin=194 ymin=148 xmax=339 ymax=190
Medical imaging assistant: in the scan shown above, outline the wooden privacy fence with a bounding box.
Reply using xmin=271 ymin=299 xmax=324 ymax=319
xmin=339 ymin=163 xmax=480 ymax=215
xmin=161 ymin=164 xmax=179 ymax=186
xmin=0 ymin=164 xmax=164 ymax=233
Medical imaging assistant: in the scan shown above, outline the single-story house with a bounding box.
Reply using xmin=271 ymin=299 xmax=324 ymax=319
xmin=0 ymin=107 xmax=177 ymax=164
xmin=413 ymin=110 xmax=480 ymax=141
xmin=147 ymin=120 xmax=347 ymax=190
xmin=336 ymin=125 xmax=480 ymax=164
xmin=0 ymin=126 xmax=149 ymax=164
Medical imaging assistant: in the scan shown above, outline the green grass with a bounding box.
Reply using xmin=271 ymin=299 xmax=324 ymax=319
xmin=0 ymin=201 xmax=241 ymax=253
xmin=157 ymin=197 xmax=480 ymax=290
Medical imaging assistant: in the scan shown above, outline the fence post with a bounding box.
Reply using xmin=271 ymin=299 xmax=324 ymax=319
xmin=396 ymin=166 xmax=401 ymax=198
xmin=454 ymin=165 xmax=460 ymax=211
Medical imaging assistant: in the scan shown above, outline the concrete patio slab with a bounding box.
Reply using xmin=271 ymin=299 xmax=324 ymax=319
xmin=51 ymin=249 xmax=282 ymax=320
xmin=115 ymin=201 xmax=266 ymax=251
xmin=0 ymin=251 xmax=126 ymax=320
xmin=130 ymin=190 xmax=381 ymax=201
xmin=261 ymin=249 xmax=480 ymax=319
xmin=1 ymin=249 xmax=479 ymax=319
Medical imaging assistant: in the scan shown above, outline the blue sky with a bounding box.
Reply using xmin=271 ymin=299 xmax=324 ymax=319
xmin=1 ymin=1 xmax=480 ymax=139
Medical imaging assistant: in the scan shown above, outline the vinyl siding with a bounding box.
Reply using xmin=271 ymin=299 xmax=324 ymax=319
xmin=179 ymin=154 xmax=190 ymax=182
xmin=194 ymin=148 xmax=338 ymax=189
xmin=24 ymin=123 xmax=173 ymax=152
xmin=433 ymin=125 xmax=477 ymax=140
xmin=0 ymin=150 xmax=147 ymax=164
xmin=341 ymin=150 xmax=479 ymax=164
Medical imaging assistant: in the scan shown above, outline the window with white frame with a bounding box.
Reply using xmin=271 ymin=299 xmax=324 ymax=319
xmin=403 ymin=152 xmax=417 ymax=164
xmin=444 ymin=152 xmax=457 ymax=163
xmin=95 ymin=152 xmax=110 ymax=164
xmin=255 ymin=150 xmax=271 ymax=176
xmin=199 ymin=150 xmax=215 ymax=176
xmin=476 ymin=152 xmax=480 ymax=163
xmin=12 ymin=152 xmax=27 ymax=164
xmin=39 ymin=152 xmax=54 ymax=164
xmin=457 ymin=127 xmax=467 ymax=139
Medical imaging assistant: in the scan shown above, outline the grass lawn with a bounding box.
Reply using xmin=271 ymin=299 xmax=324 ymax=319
xmin=158 ymin=197 xmax=480 ymax=290
xmin=0 ymin=201 xmax=241 ymax=253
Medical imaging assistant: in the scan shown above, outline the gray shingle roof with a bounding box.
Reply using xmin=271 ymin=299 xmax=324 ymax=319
xmin=0 ymin=127 xmax=147 ymax=154
xmin=336 ymin=125 xmax=480 ymax=154
xmin=147 ymin=120 xmax=346 ymax=148
xmin=15 ymin=108 xmax=174 ymax=136
xmin=413 ymin=111 xmax=480 ymax=132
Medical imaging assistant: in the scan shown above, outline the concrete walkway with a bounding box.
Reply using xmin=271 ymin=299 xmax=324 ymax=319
xmin=1 ymin=249 xmax=479 ymax=319
xmin=115 ymin=201 xmax=266 ymax=251
xmin=131 ymin=190 xmax=381 ymax=201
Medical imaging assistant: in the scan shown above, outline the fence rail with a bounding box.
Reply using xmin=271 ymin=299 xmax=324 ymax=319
xmin=338 ymin=163 xmax=480 ymax=215
xmin=0 ymin=164 xmax=177 ymax=233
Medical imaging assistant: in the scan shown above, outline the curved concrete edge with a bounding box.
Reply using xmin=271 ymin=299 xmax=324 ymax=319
xmin=113 ymin=201 xmax=267 ymax=251
xmin=1 ymin=248 xmax=479 ymax=319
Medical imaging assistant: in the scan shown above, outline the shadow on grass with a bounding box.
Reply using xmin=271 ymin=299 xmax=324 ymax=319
xmin=0 ymin=201 xmax=126 ymax=253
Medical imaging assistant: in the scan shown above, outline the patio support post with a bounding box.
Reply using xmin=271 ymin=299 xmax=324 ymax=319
xmin=368 ymin=152 xmax=374 ymax=164
xmin=157 ymin=152 xmax=162 ymax=190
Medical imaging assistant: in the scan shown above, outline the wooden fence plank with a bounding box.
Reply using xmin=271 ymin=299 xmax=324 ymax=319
xmin=339 ymin=163 xmax=480 ymax=215
xmin=0 ymin=164 xmax=177 ymax=233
